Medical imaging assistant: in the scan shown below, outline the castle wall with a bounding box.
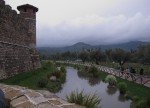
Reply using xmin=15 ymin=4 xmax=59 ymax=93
xmin=0 ymin=0 xmax=41 ymax=79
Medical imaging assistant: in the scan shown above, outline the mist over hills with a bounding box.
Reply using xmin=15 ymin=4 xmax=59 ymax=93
xmin=37 ymin=41 xmax=150 ymax=53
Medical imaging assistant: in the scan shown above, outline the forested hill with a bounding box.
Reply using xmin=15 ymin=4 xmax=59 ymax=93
xmin=37 ymin=41 xmax=150 ymax=53
xmin=37 ymin=42 xmax=93 ymax=53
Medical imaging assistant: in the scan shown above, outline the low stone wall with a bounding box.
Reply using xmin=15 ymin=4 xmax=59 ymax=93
xmin=0 ymin=84 xmax=84 ymax=108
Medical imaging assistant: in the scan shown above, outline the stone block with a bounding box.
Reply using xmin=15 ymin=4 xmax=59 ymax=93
xmin=5 ymin=89 xmax=23 ymax=100
xmin=48 ymin=100 xmax=63 ymax=106
xmin=10 ymin=95 xmax=28 ymax=108
xmin=35 ymin=102 xmax=60 ymax=108
xmin=31 ymin=96 xmax=48 ymax=105
xmin=25 ymin=90 xmax=41 ymax=98
xmin=13 ymin=101 xmax=35 ymax=108
xmin=3 ymin=87 xmax=14 ymax=93
xmin=54 ymin=98 xmax=69 ymax=105
xmin=36 ymin=90 xmax=58 ymax=98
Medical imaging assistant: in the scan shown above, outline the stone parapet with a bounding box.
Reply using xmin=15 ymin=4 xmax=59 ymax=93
xmin=0 ymin=3 xmax=29 ymax=46
xmin=0 ymin=84 xmax=84 ymax=108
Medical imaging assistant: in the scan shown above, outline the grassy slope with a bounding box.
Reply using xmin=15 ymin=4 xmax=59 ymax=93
xmin=0 ymin=62 xmax=50 ymax=89
xmin=0 ymin=61 xmax=63 ymax=93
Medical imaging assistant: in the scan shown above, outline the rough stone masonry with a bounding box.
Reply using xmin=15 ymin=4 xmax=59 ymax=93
xmin=0 ymin=0 xmax=41 ymax=79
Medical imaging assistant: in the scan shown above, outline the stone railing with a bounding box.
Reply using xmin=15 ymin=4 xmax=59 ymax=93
xmin=0 ymin=83 xmax=84 ymax=108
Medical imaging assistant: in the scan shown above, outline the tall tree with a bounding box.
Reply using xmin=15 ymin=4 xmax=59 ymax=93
xmin=79 ymin=51 xmax=89 ymax=62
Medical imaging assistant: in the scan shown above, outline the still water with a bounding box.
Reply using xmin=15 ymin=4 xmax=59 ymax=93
xmin=56 ymin=67 xmax=131 ymax=108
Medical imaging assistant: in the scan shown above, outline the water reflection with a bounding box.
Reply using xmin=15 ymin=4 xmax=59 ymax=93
xmin=77 ymin=70 xmax=89 ymax=79
xmin=118 ymin=94 xmax=129 ymax=102
xmin=106 ymin=86 xmax=117 ymax=95
xmin=77 ymin=70 xmax=101 ymax=86
xmin=88 ymin=77 xmax=101 ymax=86
xmin=56 ymin=67 xmax=131 ymax=108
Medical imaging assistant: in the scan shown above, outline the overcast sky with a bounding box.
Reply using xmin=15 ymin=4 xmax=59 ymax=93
xmin=5 ymin=0 xmax=150 ymax=47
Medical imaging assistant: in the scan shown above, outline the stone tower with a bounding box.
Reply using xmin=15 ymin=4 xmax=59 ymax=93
xmin=0 ymin=1 xmax=41 ymax=79
xmin=17 ymin=4 xmax=38 ymax=48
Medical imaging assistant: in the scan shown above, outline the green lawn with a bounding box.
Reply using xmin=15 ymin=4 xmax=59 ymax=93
xmin=0 ymin=61 xmax=65 ymax=92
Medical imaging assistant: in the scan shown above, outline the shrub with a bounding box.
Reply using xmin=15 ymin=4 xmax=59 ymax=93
xmin=84 ymin=93 xmax=101 ymax=108
xmin=136 ymin=100 xmax=147 ymax=108
xmin=52 ymin=70 xmax=62 ymax=79
xmin=47 ymin=73 xmax=51 ymax=79
xmin=124 ymin=91 xmax=131 ymax=99
xmin=105 ymin=75 xmax=117 ymax=86
xmin=38 ymin=78 xmax=48 ymax=88
xmin=88 ymin=66 xmax=99 ymax=77
xmin=84 ymin=66 xmax=89 ymax=72
xmin=132 ymin=96 xmax=139 ymax=102
xmin=42 ymin=66 xmax=47 ymax=70
xmin=118 ymin=82 xmax=127 ymax=94
xmin=67 ymin=90 xmax=85 ymax=105
xmin=46 ymin=61 xmax=53 ymax=67
xmin=146 ymin=95 xmax=150 ymax=107
xmin=66 ymin=90 xmax=101 ymax=108
xmin=60 ymin=66 xmax=66 ymax=73
xmin=75 ymin=65 xmax=81 ymax=70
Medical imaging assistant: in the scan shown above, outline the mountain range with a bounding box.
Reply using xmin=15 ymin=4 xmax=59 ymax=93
xmin=37 ymin=41 xmax=150 ymax=53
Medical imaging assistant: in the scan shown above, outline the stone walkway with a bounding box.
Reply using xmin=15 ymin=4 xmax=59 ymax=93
xmin=97 ymin=66 xmax=150 ymax=88
xmin=0 ymin=84 xmax=84 ymax=108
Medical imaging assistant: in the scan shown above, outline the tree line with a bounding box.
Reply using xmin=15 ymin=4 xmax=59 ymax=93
xmin=40 ymin=44 xmax=150 ymax=65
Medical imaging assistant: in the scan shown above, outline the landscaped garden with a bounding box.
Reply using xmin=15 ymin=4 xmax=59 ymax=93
xmin=1 ymin=61 xmax=150 ymax=108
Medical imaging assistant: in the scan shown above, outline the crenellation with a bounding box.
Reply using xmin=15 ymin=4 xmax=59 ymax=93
xmin=5 ymin=5 xmax=12 ymax=10
xmin=0 ymin=1 xmax=41 ymax=79
xmin=0 ymin=0 xmax=5 ymax=6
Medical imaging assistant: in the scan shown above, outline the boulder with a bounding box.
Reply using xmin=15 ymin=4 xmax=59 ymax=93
xmin=50 ymin=76 xmax=57 ymax=82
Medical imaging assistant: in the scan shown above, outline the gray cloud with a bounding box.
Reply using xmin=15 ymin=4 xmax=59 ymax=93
xmin=37 ymin=13 xmax=150 ymax=47
xmin=5 ymin=0 xmax=150 ymax=47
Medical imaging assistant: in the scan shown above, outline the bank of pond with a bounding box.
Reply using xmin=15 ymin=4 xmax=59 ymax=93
xmin=1 ymin=61 xmax=150 ymax=108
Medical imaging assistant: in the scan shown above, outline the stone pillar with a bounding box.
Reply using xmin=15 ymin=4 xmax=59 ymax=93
xmin=17 ymin=4 xmax=41 ymax=69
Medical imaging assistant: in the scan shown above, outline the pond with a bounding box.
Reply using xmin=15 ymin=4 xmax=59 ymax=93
xmin=56 ymin=67 xmax=132 ymax=108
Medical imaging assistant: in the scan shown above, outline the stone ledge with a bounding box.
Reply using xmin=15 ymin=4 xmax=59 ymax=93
xmin=0 ymin=84 xmax=84 ymax=108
